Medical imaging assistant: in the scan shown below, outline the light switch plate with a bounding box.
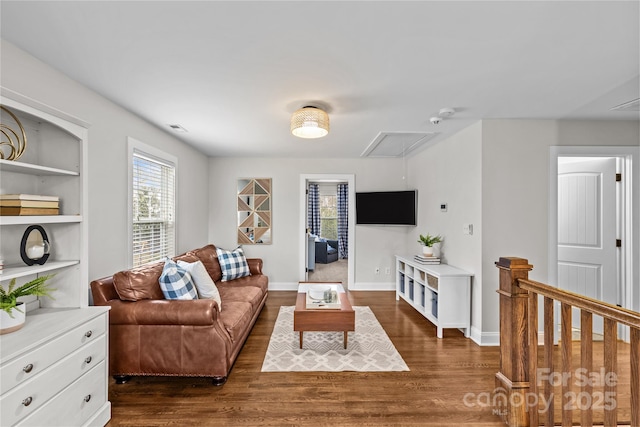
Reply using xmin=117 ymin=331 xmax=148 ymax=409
xmin=463 ymin=224 xmax=473 ymax=235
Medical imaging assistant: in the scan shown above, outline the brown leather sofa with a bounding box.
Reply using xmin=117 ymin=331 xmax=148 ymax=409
xmin=90 ymin=244 xmax=268 ymax=385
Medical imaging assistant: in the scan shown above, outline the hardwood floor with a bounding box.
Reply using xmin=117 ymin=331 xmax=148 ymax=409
xmin=107 ymin=291 xmax=505 ymax=426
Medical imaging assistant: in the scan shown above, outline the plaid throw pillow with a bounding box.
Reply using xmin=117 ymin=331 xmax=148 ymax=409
xmin=159 ymin=258 xmax=198 ymax=300
xmin=216 ymin=247 xmax=251 ymax=282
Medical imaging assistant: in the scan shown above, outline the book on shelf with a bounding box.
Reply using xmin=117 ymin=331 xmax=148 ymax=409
xmin=0 ymin=194 xmax=59 ymax=202
xmin=0 ymin=207 xmax=59 ymax=216
xmin=0 ymin=199 xmax=59 ymax=208
xmin=415 ymin=254 xmax=440 ymax=261
xmin=414 ymin=255 xmax=441 ymax=265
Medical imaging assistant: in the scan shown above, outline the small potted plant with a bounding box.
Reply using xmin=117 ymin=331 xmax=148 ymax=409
xmin=418 ymin=233 xmax=443 ymax=257
xmin=1 ymin=274 xmax=55 ymax=334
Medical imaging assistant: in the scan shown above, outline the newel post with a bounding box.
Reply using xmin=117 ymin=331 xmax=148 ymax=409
xmin=494 ymin=257 xmax=533 ymax=427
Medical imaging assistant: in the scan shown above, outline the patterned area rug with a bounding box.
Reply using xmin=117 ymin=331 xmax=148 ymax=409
xmin=261 ymin=306 xmax=409 ymax=372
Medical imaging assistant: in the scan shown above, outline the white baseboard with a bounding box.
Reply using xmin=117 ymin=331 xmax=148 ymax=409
xmin=470 ymin=326 xmax=500 ymax=346
xmin=268 ymin=282 xmax=396 ymax=291
xmin=268 ymin=282 xmax=298 ymax=291
xmin=469 ymin=329 xmax=552 ymax=347
xmin=349 ymin=282 xmax=395 ymax=291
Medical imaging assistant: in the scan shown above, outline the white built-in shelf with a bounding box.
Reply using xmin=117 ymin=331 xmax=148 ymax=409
xmin=0 ymin=260 xmax=80 ymax=282
xmin=1 ymin=89 xmax=109 ymax=427
xmin=0 ymin=159 xmax=79 ymax=176
xmin=0 ymin=215 xmax=82 ymax=225
xmin=395 ymin=255 xmax=473 ymax=339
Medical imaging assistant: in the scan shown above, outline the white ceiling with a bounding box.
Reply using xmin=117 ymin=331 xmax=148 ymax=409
xmin=1 ymin=1 xmax=638 ymax=158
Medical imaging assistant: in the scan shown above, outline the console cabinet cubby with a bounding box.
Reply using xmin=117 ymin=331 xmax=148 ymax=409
xmin=395 ymin=255 xmax=472 ymax=339
xmin=0 ymin=88 xmax=111 ymax=426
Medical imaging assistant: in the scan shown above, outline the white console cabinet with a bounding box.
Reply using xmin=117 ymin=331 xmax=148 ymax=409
xmin=0 ymin=88 xmax=111 ymax=426
xmin=395 ymin=255 xmax=472 ymax=338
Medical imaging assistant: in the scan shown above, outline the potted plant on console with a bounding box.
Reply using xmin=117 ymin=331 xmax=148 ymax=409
xmin=418 ymin=233 xmax=443 ymax=257
xmin=0 ymin=274 xmax=55 ymax=334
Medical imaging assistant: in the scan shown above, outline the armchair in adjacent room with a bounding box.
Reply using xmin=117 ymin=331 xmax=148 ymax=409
xmin=315 ymin=239 xmax=339 ymax=264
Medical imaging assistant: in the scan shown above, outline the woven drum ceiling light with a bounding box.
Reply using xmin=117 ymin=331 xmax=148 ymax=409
xmin=290 ymin=106 xmax=329 ymax=138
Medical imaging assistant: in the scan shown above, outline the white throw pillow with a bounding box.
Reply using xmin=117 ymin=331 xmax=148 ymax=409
xmin=177 ymin=260 xmax=222 ymax=311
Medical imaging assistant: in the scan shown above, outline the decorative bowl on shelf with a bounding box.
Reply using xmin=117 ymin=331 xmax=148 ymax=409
xmin=308 ymin=285 xmax=330 ymax=300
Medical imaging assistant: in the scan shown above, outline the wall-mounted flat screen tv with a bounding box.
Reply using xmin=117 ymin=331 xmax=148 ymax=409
xmin=355 ymin=190 xmax=417 ymax=226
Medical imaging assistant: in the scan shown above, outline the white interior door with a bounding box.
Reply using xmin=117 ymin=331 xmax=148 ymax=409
xmin=557 ymin=157 xmax=617 ymax=334
xmin=304 ymin=182 xmax=310 ymax=281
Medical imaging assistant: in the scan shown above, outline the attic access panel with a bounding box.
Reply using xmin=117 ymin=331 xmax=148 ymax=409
xmin=361 ymin=132 xmax=438 ymax=158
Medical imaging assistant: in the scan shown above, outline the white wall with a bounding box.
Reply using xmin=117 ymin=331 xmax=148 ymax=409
xmin=1 ymin=40 xmax=211 ymax=281
xmin=406 ymin=119 xmax=638 ymax=345
xmin=208 ymin=157 xmax=411 ymax=289
xmin=481 ymin=119 xmax=639 ymax=343
xmin=407 ymin=122 xmax=484 ymax=341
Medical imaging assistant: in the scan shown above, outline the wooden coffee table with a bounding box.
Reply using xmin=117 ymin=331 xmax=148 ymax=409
xmin=293 ymin=282 xmax=355 ymax=349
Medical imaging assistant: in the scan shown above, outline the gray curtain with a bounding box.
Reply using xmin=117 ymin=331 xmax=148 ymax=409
xmin=337 ymin=183 xmax=348 ymax=259
xmin=307 ymin=183 xmax=320 ymax=236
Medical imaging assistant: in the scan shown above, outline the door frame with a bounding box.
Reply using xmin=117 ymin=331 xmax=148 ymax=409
xmin=299 ymin=174 xmax=355 ymax=289
xmin=549 ymin=146 xmax=639 ymax=341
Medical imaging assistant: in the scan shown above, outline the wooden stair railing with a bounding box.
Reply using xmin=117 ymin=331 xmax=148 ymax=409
xmin=494 ymin=257 xmax=640 ymax=427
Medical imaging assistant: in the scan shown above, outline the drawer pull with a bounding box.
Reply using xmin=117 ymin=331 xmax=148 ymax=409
xmin=84 ymin=394 xmax=91 ymax=403
xmin=22 ymin=396 xmax=33 ymax=407
xmin=85 ymin=356 xmax=92 ymax=364
xmin=84 ymin=330 xmax=93 ymax=338
xmin=23 ymin=363 xmax=34 ymax=373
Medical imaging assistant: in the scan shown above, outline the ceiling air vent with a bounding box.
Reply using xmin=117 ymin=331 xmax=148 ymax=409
xmin=168 ymin=124 xmax=188 ymax=132
xmin=610 ymin=98 xmax=640 ymax=112
xmin=361 ymin=132 xmax=437 ymax=158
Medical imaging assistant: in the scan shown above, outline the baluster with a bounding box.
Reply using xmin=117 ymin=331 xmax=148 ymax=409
xmin=528 ymin=291 xmax=539 ymax=427
xmin=543 ymin=297 xmax=555 ymax=427
xmin=603 ymin=318 xmax=617 ymax=427
xmin=561 ymin=303 xmax=572 ymax=427
xmin=580 ymin=310 xmax=593 ymax=427
xmin=631 ymin=328 xmax=639 ymax=427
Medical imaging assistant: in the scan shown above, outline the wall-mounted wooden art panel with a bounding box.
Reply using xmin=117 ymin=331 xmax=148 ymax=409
xmin=237 ymin=178 xmax=271 ymax=244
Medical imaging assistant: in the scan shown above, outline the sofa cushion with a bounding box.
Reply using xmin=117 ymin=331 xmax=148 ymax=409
xmin=219 ymin=301 xmax=253 ymax=343
xmin=177 ymin=260 xmax=222 ymax=310
xmin=173 ymin=253 xmax=199 ymax=264
xmin=113 ymin=261 xmax=165 ymax=301
xmin=219 ymin=274 xmax=268 ymax=294
xmin=217 ymin=285 xmax=263 ymax=312
xmin=216 ymin=247 xmax=251 ymax=281
xmin=189 ymin=244 xmax=222 ymax=282
xmin=159 ymin=258 xmax=199 ymax=300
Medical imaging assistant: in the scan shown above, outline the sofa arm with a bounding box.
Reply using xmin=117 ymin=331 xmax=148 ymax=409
xmin=108 ymin=299 xmax=219 ymax=326
xmin=247 ymin=258 xmax=263 ymax=275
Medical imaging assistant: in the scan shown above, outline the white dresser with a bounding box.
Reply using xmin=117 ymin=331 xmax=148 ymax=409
xmin=0 ymin=308 xmax=110 ymax=426
xmin=396 ymin=255 xmax=473 ymax=338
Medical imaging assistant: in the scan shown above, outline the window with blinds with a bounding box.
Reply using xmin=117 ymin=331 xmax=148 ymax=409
xmin=131 ymin=150 xmax=175 ymax=267
xmin=320 ymin=194 xmax=338 ymax=240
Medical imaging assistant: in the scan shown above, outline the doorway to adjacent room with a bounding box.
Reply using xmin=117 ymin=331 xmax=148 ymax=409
xmin=299 ymin=174 xmax=355 ymax=289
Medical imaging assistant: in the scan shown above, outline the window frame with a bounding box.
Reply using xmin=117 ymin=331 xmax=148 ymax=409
xmin=127 ymin=137 xmax=178 ymax=268
xmin=319 ymin=193 xmax=338 ymax=240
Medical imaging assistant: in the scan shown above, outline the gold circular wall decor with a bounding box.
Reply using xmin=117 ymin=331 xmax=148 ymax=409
xmin=0 ymin=105 xmax=27 ymax=160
